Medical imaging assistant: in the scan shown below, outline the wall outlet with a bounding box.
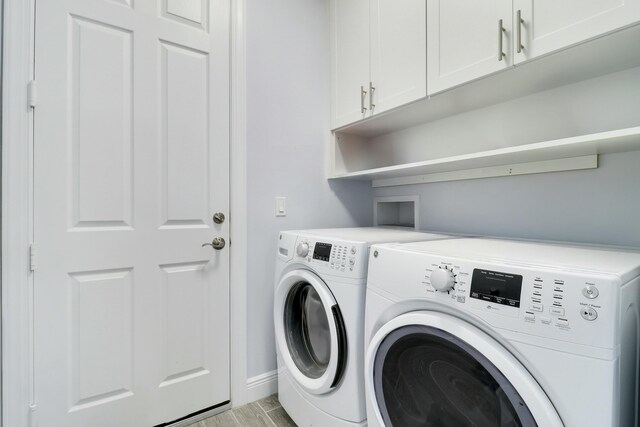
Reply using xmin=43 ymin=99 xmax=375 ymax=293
xmin=275 ymin=197 xmax=286 ymax=217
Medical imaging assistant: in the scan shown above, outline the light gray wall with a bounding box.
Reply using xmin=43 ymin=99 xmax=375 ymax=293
xmin=245 ymin=0 xmax=373 ymax=378
xmin=372 ymin=66 xmax=640 ymax=248
xmin=367 ymin=66 xmax=640 ymax=169
xmin=243 ymin=0 xmax=640 ymax=381
xmin=375 ymin=150 xmax=640 ymax=248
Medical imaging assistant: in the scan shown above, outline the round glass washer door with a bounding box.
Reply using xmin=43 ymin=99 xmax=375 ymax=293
xmin=365 ymin=312 xmax=564 ymax=427
xmin=275 ymin=269 xmax=347 ymax=395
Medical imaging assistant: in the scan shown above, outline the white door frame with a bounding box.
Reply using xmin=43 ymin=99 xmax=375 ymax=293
xmin=0 ymin=0 xmax=249 ymax=425
xmin=229 ymin=0 xmax=249 ymax=410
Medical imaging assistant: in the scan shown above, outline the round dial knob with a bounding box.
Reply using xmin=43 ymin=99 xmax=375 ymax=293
xmin=430 ymin=267 xmax=455 ymax=292
xmin=296 ymin=242 xmax=309 ymax=257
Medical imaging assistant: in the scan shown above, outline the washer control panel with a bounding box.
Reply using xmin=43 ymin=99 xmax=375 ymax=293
xmin=416 ymin=256 xmax=616 ymax=348
xmin=294 ymin=237 xmax=363 ymax=277
xmin=519 ymin=276 xmax=607 ymax=330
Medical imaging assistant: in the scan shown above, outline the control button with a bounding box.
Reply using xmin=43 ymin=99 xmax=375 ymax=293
xmin=430 ymin=267 xmax=455 ymax=292
xmin=582 ymin=285 xmax=599 ymax=299
xmin=550 ymin=307 xmax=565 ymax=316
xmin=349 ymin=258 xmax=355 ymax=266
xmin=540 ymin=317 xmax=552 ymax=325
xmin=580 ymin=307 xmax=598 ymax=321
xmin=296 ymin=242 xmax=309 ymax=257
xmin=556 ymin=318 xmax=569 ymax=327
xmin=530 ymin=303 xmax=543 ymax=312
xmin=456 ymin=295 xmax=466 ymax=303
xmin=524 ymin=312 xmax=535 ymax=321
xmin=341 ymin=260 xmax=346 ymax=266
xmin=350 ymin=246 xmax=356 ymax=255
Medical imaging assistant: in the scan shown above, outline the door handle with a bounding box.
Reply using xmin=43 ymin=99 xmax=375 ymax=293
xmin=202 ymin=237 xmax=226 ymax=250
xmin=360 ymin=85 xmax=367 ymax=114
xmin=498 ymin=19 xmax=506 ymax=61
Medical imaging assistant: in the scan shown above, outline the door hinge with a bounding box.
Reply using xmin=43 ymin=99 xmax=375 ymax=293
xmin=29 ymin=244 xmax=37 ymax=272
xmin=29 ymin=403 xmax=37 ymax=427
xmin=27 ymin=80 xmax=37 ymax=108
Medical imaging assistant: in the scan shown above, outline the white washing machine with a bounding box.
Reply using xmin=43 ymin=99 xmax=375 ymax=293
xmin=274 ymin=228 xmax=455 ymax=427
xmin=364 ymin=238 xmax=640 ymax=427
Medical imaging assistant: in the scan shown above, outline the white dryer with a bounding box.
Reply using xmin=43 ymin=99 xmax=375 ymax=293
xmin=364 ymin=238 xmax=640 ymax=427
xmin=274 ymin=228 xmax=454 ymax=427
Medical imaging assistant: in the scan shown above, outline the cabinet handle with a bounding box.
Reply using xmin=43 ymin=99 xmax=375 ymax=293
xmin=369 ymin=82 xmax=375 ymax=112
xmin=498 ymin=19 xmax=506 ymax=61
xmin=516 ymin=10 xmax=524 ymax=53
xmin=360 ymin=85 xmax=367 ymax=114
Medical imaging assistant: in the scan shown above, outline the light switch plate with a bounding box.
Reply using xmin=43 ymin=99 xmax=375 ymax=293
xmin=275 ymin=197 xmax=286 ymax=217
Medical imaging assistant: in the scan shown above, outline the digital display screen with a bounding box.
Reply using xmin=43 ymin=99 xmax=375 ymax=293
xmin=313 ymin=242 xmax=332 ymax=262
xmin=470 ymin=269 xmax=522 ymax=307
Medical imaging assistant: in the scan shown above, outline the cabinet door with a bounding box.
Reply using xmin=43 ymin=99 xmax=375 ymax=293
xmin=331 ymin=0 xmax=371 ymax=129
xmin=427 ymin=0 xmax=513 ymax=95
xmin=514 ymin=0 xmax=640 ymax=64
xmin=370 ymin=0 xmax=427 ymax=115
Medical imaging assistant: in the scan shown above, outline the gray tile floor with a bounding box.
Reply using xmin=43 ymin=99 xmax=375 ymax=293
xmin=187 ymin=395 xmax=297 ymax=427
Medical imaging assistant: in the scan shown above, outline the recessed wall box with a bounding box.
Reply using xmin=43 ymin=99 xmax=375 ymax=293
xmin=374 ymin=196 xmax=419 ymax=229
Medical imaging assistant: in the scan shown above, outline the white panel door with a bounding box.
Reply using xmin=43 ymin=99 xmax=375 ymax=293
xmin=514 ymin=0 xmax=640 ymax=64
xmin=33 ymin=0 xmax=230 ymax=426
xmin=330 ymin=0 xmax=370 ymax=129
xmin=370 ymin=0 xmax=427 ymax=115
xmin=427 ymin=0 xmax=513 ymax=95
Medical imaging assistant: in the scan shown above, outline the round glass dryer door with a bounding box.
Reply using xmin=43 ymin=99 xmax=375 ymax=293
xmin=366 ymin=312 xmax=563 ymax=427
xmin=275 ymin=269 xmax=347 ymax=395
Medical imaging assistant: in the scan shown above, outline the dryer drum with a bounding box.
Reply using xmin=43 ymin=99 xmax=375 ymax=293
xmin=373 ymin=325 xmax=537 ymax=427
xmin=284 ymin=281 xmax=333 ymax=379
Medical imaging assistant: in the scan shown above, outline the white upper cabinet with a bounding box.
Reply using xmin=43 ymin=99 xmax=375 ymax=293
xmin=427 ymin=1 xmax=513 ymax=95
xmin=331 ymin=0 xmax=427 ymax=129
xmin=331 ymin=0 xmax=370 ymax=129
xmin=331 ymin=0 xmax=639 ymax=134
xmin=427 ymin=0 xmax=640 ymax=95
xmin=370 ymin=0 xmax=427 ymax=116
xmin=514 ymin=0 xmax=640 ymax=64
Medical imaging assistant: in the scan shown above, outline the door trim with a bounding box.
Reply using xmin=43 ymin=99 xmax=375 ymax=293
xmin=2 ymin=0 xmax=36 ymax=425
xmin=1 ymin=1 xmax=250 ymax=425
xmin=229 ymin=0 xmax=249 ymax=408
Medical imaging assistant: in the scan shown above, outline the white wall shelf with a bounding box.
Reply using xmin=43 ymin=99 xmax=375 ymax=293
xmin=330 ymin=127 xmax=640 ymax=187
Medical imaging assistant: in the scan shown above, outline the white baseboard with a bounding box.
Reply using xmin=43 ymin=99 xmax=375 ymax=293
xmin=246 ymin=370 xmax=278 ymax=404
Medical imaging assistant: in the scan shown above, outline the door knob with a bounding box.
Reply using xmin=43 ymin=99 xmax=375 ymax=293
xmin=202 ymin=237 xmax=226 ymax=250
xmin=213 ymin=212 xmax=225 ymax=224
